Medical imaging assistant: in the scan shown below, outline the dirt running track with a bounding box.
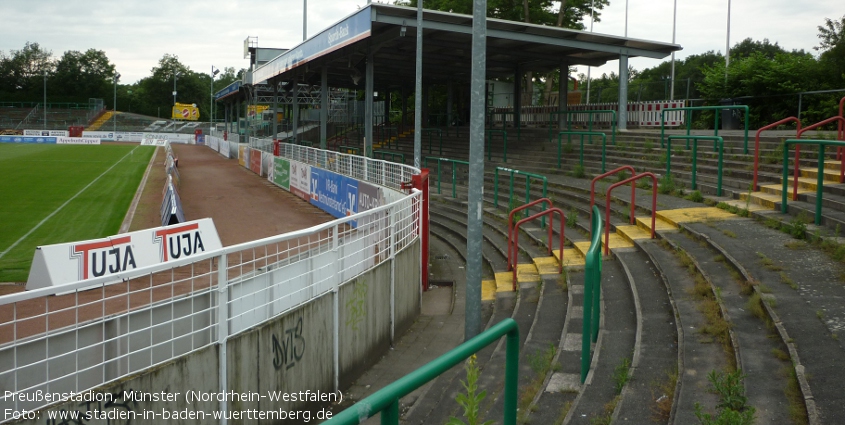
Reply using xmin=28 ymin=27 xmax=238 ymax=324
xmin=132 ymin=143 xmax=334 ymax=244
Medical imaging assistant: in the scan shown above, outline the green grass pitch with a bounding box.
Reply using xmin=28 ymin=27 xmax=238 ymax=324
xmin=0 ymin=144 xmax=155 ymax=283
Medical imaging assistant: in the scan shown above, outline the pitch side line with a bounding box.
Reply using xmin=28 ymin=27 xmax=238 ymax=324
xmin=0 ymin=146 xmax=142 ymax=260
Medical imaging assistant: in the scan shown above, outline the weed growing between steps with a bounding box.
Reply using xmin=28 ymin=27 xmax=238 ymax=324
xmin=684 ymin=190 xmax=705 ymax=203
xmin=553 ymin=401 xmax=573 ymax=425
xmin=613 ymin=357 xmax=632 ymax=393
xmin=448 ymin=355 xmax=494 ymax=425
xmin=518 ymin=344 xmax=559 ymax=424
xmin=567 ymin=207 xmax=578 ymax=229
xmin=694 ymin=370 xmax=756 ymax=425
xmin=650 ymin=368 xmax=678 ymax=422
xmin=716 ymin=201 xmax=751 ymax=218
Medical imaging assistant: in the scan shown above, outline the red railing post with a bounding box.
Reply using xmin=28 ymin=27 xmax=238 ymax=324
xmin=797 ymin=116 xmax=845 ymax=193
xmin=604 ymin=173 xmax=658 ymax=255
xmin=589 ymin=165 xmax=637 ymax=214
xmin=512 ymin=208 xmax=566 ymax=290
xmin=507 ymin=198 xmax=553 ymax=271
xmin=753 ymin=117 xmax=800 ymax=191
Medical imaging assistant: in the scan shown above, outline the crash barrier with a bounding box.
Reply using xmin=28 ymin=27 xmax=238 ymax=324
xmin=0 ymin=146 xmax=423 ymax=423
xmin=160 ymin=142 xmax=185 ymax=226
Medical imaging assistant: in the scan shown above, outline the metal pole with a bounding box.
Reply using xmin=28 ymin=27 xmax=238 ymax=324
xmin=113 ymin=73 xmax=120 ymax=133
xmin=365 ymin=52 xmax=374 ymax=157
xmin=43 ymin=71 xmax=47 ymax=130
xmin=303 ymin=0 xmax=307 ymax=41
xmin=173 ymin=72 xmax=178 ymax=106
xmin=210 ymin=66 xmax=218 ymax=135
xmin=725 ymin=0 xmax=731 ymax=82
xmin=670 ymin=0 xmax=677 ymax=100
xmin=618 ymin=56 xmax=628 ymax=131
xmin=414 ymin=0 xmax=423 ymax=168
xmin=585 ymin=0 xmax=595 ymax=105
xmin=321 ymin=66 xmax=328 ymax=149
xmin=466 ymin=0 xmax=487 ymax=341
xmin=624 ymin=0 xmax=629 ymax=37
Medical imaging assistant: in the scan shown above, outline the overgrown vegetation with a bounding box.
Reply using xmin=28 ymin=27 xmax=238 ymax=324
xmin=651 ymin=369 xmax=679 ymax=422
xmin=613 ymin=357 xmax=632 ymax=394
xmin=685 ymin=190 xmax=705 ymax=203
xmin=518 ymin=344 xmax=559 ymax=423
xmin=571 ymin=164 xmax=586 ymax=178
xmin=694 ymin=370 xmax=756 ymax=425
xmin=448 ymin=355 xmax=493 ymax=425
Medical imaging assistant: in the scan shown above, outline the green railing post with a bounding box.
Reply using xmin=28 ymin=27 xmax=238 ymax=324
xmin=452 ymin=163 xmax=458 ymax=199
xmin=816 ymin=145 xmax=825 ymax=225
xmin=494 ymin=168 xmax=500 ymax=208
xmin=381 ymin=399 xmax=399 ymax=425
xmin=582 ymin=205 xmax=603 ymax=382
xmin=509 ymin=170 xmax=515 ymax=210
xmin=668 ymin=135 xmax=725 ymax=196
xmin=325 ymin=318 xmax=519 ymax=425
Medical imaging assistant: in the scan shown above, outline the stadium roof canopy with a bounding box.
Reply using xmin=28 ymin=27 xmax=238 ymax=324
xmin=233 ymin=3 xmax=681 ymax=93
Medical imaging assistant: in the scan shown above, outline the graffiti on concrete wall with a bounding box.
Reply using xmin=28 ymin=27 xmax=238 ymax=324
xmin=345 ymin=278 xmax=368 ymax=331
xmin=272 ymin=316 xmax=305 ymax=371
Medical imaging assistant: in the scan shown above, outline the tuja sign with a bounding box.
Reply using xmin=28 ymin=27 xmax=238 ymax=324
xmin=26 ymin=218 xmax=222 ymax=290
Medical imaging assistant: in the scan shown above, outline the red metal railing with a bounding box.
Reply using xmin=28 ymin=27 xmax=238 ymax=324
xmin=590 ymin=166 xmax=638 ymax=224
xmin=507 ymin=198 xmax=553 ymax=271
xmin=753 ymin=117 xmax=801 ymax=191
xmin=839 ymin=97 xmax=845 ymax=160
xmin=793 ymin=116 xmax=845 ymax=200
xmin=604 ymin=172 xmax=658 ymax=255
xmin=511 ymin=208 xmax=566 ymax=289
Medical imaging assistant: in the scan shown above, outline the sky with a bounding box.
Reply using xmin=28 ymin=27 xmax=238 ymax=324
xmin=0 ymin=0 xmax=840 ymax=85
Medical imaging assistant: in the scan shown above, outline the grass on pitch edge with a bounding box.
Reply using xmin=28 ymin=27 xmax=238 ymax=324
xmin=0 ymin=144 xmax=155 ymax=283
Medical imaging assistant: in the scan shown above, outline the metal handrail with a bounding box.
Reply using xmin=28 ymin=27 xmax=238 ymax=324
xmin=590 ymin=166 xmax=637 ymax=217
xmin=782 ymin=139 xmax=845 ymax=225
xmin=548 ymin=109 xmax=617 ymax=147
xmin=604 ymin=172 xmax=657 ymax=255
xmin=660 ymin=105 xmax=750 ymax=154
xmin=374 ymin=150 xmax=405 ymax=164
xmin=511 ymin=208 xmax=565 ymax=290
xmin=753 ymin=117 xmax=801 ymax=190
xmin=422 ymin=128 xmax=443 ymax=156
xmin=485 ymin=129 xmax=508 ymax=162
xmin=666 ymin=135 xmax=725 ymax=196
xmin=507 ymin=198 xmax=553 ymax=272
xmin=556 ymin=131 xmax=607 ymax=172
xmin=424 ymin=156 xmax=469 ymax=198
xmin=325 ymin=318 xmax=520 ymax=425
xmin=582 ymin=205 xmax=603 ymax=382
xmin=337 ymin=145 xmax=360 ymax=155
xmin=795 ymin=116 xmax=845 ymax=190
xmin=494 ymin=167 xmax=548 ymax=227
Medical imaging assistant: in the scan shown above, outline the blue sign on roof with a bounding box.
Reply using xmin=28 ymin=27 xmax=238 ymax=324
xmin=252 ymin=7 xmax=372 ymax=83
xmin=214 ymin=81 xmax=242 ymax=100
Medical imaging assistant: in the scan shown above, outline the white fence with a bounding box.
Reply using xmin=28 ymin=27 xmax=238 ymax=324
xmin=0 ymin=146 xmax=422 ymax=418
xmin=490 ymin=100 xmax=688 ymax=128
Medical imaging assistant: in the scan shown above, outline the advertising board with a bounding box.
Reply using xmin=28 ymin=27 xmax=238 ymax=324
xmin=238 ymin=145 xmax=248 ymax=166
xmin=289 ymin=159 xmax=311 ymax=201
xmin=272 ymin=157 xmax=291 ymax=190
xmin=249 ymin=148 xmax=262 ymax=174
xmin=24 ymin=129 xmax=69 ymax=137
xmin=0 ymin=136 xmax=56 ymax=144
xmin=26 ymin=218 xmax=222 ymax=290
xmin=56 ymin=137 xmax=100 ymax=145
xmin=309 ymin=167 xmax=358 ymax=225
xmin=171 ymin=103 xmax=200 ymax=121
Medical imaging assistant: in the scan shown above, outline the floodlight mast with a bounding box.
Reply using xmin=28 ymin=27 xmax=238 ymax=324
xmin=113 ymin=72 xmax=121 ymax=133
xmin=211 ymin=66 xmax=220 ymax=134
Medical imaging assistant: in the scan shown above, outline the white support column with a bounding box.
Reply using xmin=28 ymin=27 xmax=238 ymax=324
xmin=618 ymin=55 xmax=629 ymax=132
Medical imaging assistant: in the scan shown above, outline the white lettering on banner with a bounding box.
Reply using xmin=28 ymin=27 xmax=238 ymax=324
xmin=26 ymin=219 xmax=222 ymax=290
xmin=141 ymin=138 xmax=169 ymax=146
xmin=327 ymin=24 xmax=350 ymax=45
xmin=24 ymin=129 xmax=69 ymax=137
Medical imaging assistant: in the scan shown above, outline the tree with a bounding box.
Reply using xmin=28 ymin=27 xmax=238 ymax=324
xmin=815 ymin=15 xmax=845 ymax=84
xmin=52 ymin=49 xmax=116 ymax=101
xmin=0 ymin=42 xmax=53 ymax=99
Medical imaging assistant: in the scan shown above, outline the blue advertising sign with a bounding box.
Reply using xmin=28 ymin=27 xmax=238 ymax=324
xmin=309 ymin=167 xmax=359 ymax=227
xmin=0 ymin=136 xmax=57 ymax=144
xmin=214 ymin=81 xmax=241 ymax=100
xmin=252 ymin=7 xmax=372 ymax=83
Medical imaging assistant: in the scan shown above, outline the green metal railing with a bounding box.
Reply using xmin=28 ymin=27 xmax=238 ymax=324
xmin=548 ymin=110 xmax=617 ymax=146
xmin=660 ymin=105 xmax=750 ymax=154
xmin=489 ymin=110 xmax=521 ymax=141
xmin=326 ymin=318 xmax=519 ymax=425
xmin=373 ymin=150 xmax=405 ymax=164
xmin=582 ymin=205 xmax=603 ymax=383
xmin=494 ymin=167 xmax=548 ymax=227
xmin=422 ymin=128 xmax=443 ymax=156
xmin=486 ymin=129 xmax=508 ymax=162
xmin=666 ymin=135 xmax=725 ymax=196
xmin=338 ymin=145 xmax=360 ymax=155
xmin=782 ymin=139 xmax=845 ymax=225
xmin=556 ymin=131 xmax=607 ymax=172
xmin=424 ymin=157 xmax=469 ymax=198
xmin=377 ymin=126 xmax=399 ymax=149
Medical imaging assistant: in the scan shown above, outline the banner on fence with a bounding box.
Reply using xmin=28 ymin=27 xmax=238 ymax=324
xmin=26 ymin=218 xmax=222 ymax=290
xmin=239 ymin=145 xmax=248 ymax=166
xmin=310 ymin=167 xmax=358 ymax=225
xmin=273 ymin=157 xmax=291 ymax=190
xmin=289 ymin=159 xmax=311 ymax=201
xmin=24 ymin=129 xmax=69 ymax=137
xmin=56 ymin=137 xmax=100 ymax=145
xmin=0 ymin=135 xmax=56 ymax=144
xmin=249 ymin=148 xmax=262 ymax=175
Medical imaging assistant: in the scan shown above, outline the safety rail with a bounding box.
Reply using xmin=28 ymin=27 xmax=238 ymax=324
xmin=660 ymin=105 xmax=750 ymax=154
xmin=605 ymin=172 xmax=657 ymax=255
xmin=494 ymin=167 xmax=548 ymax=227
xmin=424 ymin=156 xmax=469 ymax=198
xmin=794 ymin=116 xmax=845 ymax=192
xmin=376 ymin=125 xmax=399 ymax=149
xmin=782 ymin=139 xmax=845 ymax=225
xmin=487 ymin=110 xmax=521 ymax=141
xmin=753 ymin=117 xmax=801 ymax=190
xmin=548 ymin=109 xmax=617 ymax=147
xmin=590 ymin=166 xmax=638 ymax=217
xmin=374 ymin=150 xmax=406 ymax=164
xmin=511 ymin=208 xmax=565 ymax=289
xmin=325 ymin=318 xmax=519 ymax=425
xmin=0 ymin=188 xmax=422 ymax=416
xmin=556 ymin=131 xmax=607 ymax=172
xmin=582 ymin=205 xmax=603 ymax=382
xmin=337 ymin=145 xmax=361 ymax=155
xmin=486 ymin=129 xmax=508 ymax=162
xmin=507 ymin=198 xmax=553 ymax=273
xmin=422 ymin=128 xmax=443 ymax=156
xmin=666 ymin=135 xmax=725 ymax=196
